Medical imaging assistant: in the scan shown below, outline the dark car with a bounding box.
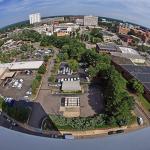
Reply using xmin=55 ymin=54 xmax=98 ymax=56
xmin=108 ymin=131 xmax=116 ymax=135
xmin=116 ymin=130 xmax=124 ymax=134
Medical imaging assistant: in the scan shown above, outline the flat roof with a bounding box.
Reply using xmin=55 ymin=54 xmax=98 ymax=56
xmin=0 ymin=68 xmax=7 ymax=77
xmin=120 ymin=64 xmax=150 ymax=91
xmin=0 ymin=61 xmax=43 ymax=70
xmin=1 ymin=71 xmax=15 ymax=80
xmin=62 ymin=81 xmax=81 ymax=92
xmin=96 ymin=43 xmax=121 ymax=52
xmin=111 ymin=52 xmax=145 ymax=60
xmin=119 ymin=47 xmax=139 ymax=55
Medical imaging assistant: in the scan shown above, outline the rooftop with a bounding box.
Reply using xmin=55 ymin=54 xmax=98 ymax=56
xmin=62 ymin=81 xmax=81 ymax=92
xmin=111 ymin=52 xmax=144 ymax=60
xmin=120 ymin=64 xmax=150 ymax=91
xmin=96 ymin=43 xmax=121 ymax=52
xmin=0 ymin=61 xmax=43 ymax=70
xmin=119 ymin=47 xmax=139 ymax=55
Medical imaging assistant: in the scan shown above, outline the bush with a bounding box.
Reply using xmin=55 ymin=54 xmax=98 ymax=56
xmin=38 ymin=65 xmax=46 ymax=74
xmin=48 ymin=76 xmax=55 ymax=83
xmin=129 ymin=79 xmax=144 ymax=95
xmin=49 ymin=115 xmax=107 ymax=130
xmin=31 ymin=79 xmax=40 ymax=95
xmin=0 ymin=97 xmax=4 ymax=109
xmin=44 ymin=55 xmax=49 ymax=62
xmin=36 ymin=74 xmax=42 ymax=82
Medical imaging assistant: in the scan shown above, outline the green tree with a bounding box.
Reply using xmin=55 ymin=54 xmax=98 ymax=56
xmin=0 ymin=40 xmax=4 ymax=47
xmin=129 ymin=79 xmax=144 ymax=95
xmin=104 ymin=67 xmax=134 ymax=126
xmin=31 ymin=79 xmax=40 ymax=94
xmin=43 ymin=55 xmax=49 ymax=62
xmin=36 ymin=74 xmax=42 ymax=82
xmin=38 ymin=65 xmax=46 ymax=74
xmin=68 ymin=59 xmax=79 ymax=72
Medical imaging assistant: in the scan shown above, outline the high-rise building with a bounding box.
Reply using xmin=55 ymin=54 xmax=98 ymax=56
xmin=84 ymin=15 xmax=98 ymax=26
xmin=29 ymin=13 xmax=41 ymax=24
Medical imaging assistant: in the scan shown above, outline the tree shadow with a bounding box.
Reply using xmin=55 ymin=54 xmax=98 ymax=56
xmin=87 ymin=78 xmax=105 ymax=114
xmin=7 ymin=100 xmax=61 ymax=134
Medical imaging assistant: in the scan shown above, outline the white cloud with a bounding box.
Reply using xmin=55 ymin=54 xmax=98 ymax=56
xmin=0 ymin=0 xmax=150 ymax=28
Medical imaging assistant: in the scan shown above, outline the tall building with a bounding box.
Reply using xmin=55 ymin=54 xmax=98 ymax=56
xmin=29 ymin=13 xmax=41 ymax=24
xmin=84 ymin=15 xmax=98 ymax=26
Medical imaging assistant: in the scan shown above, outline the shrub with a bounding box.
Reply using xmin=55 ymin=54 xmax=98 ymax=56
xmin=49 ymin=115 xmax=107 ymax=130
xmin=38 ymin=65 xmax=46 ymax=74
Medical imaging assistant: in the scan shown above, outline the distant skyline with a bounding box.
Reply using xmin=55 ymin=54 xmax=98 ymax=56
xmin=0 ymin=0 xmax=150 ymax=28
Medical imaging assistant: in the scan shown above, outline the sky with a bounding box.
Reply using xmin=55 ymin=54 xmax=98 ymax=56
xmin=0 ymin=0 xmax=150 ymax=28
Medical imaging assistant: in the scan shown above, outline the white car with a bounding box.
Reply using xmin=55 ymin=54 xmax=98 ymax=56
xmin=20 ymin=79 xmax=23 ymax=83
xmin=24 ymin=96 xmax=29 ymax=99
xmin=26 ymin=91 xmax=32 ymax=95
xmin=58 ymin=79 xmax=61 ymax=83
xmin=17 ymin=83 xmax=22 ymax=89
xmin=86 ymin=77 xmax=90 ymax=82
xmin=137 ymin=117 xmax=144 ymax=125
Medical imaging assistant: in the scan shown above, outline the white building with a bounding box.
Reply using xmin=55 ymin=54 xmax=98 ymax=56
xmin=76 ymin=19 xmax=84 ymax=25
xmin=84 ymin=15 xmax=98 ymax=26
xmin=29 ymin=13 xmax=41 ymax=24
xmin=0 ymin=61 xmax=44 ymax=71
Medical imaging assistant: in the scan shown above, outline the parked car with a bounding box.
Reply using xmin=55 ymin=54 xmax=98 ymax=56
xmin=108 ymin=131 xmax=116 ymax=135
xmin=137 ymin=117 xmax=144 ymax=125
xmin=116 ymin=130 xmax=124 ymax=134
xmin=63 ymin=134 xmax=74 ymax=140
xmin=12 ymin=121 xmax=17 ymax=126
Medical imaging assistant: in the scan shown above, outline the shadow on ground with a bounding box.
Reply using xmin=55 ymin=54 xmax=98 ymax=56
xmin=87 ymin=78 xmax=105 ymax=114
xmin=14 ymin=100 xmax=60 ymax=132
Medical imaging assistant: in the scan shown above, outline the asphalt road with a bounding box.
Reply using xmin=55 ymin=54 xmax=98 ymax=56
xmin=28 ymin=48 xmax=59 ymax=128
xmin=134 ymin=102 xmax=150 ymax=126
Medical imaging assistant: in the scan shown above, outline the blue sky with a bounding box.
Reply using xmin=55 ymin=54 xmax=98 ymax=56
xmin=0 ymin=0 xmax=150 ymax=28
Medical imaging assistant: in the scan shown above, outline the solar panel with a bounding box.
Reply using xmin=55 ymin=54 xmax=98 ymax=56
xmin=143 ymin=83 xmax=150 ymax=90
xmin=121 ymin=65 xmax=150 ymax=74
xmin=120 ymin=65 xmax=150 ymax=91
xmin=133 ymin=73 xmax=150 ymax=83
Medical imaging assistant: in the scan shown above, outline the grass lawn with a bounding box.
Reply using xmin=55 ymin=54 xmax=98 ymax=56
xmin=0 ymin=97 xmax=4 ymax=109
xmin=139 ymin=95 xmax=150 ymax=111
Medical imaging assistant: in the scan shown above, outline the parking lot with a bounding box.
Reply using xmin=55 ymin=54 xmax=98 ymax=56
xmin=56 ymin=62 xmax=88 ymax=85
xmin=36 ymin=83 xmax=104 ymax=117
xmin=0 ymin=71 xmax=36 ymax=100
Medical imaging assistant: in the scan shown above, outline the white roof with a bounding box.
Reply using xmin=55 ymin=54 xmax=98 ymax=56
xmin=0 ymin=68 xmax=7 ymax=77
xmin=62 ymin=81 xmax=81 ymax=92
xmin=0 ymin=61 xmax=43 ymax=70
xmin=119 ymin=47 xmax=139 ymax=55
